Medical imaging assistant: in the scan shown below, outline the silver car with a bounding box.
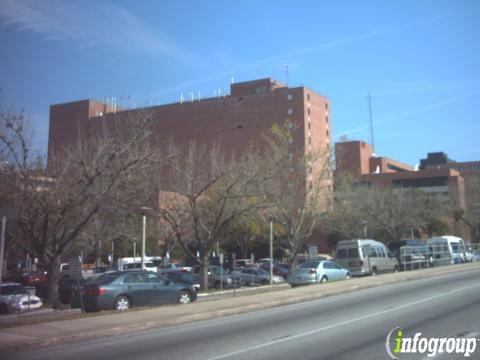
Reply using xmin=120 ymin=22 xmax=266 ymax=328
xmin=232 ymin=268 xmax=284 ymax=285
xmin=286 ymin=260 xmax=351 ymax=286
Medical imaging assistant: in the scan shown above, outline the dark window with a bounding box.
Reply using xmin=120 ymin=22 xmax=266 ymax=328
xmin=392 ymin=177 xmax=448 ymax=189
xmin=347 ymin=248 xmax=359 ymax=258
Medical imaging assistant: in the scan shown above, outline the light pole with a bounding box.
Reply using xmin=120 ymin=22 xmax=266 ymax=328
xmin=362 ymin=221 xmax=368 ymax=238
xmin=140 ymin=207 xmax=151 ymax=270
xmin=269 ymin=220 xmax=273 ymax=285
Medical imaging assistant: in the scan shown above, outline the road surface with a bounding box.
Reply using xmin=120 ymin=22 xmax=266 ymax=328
xmin=9 ymin=268 xmax=480 ymax=360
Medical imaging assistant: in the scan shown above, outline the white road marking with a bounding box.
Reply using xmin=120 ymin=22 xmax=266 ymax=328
xmin=206 ymin=283 xmax=480 ymax=360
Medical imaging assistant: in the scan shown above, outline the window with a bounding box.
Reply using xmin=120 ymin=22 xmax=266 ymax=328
xmin=326 ymin=116 xmax=329 ymax=123
xmin=308 ymin=137 xmax=311 ymax=145
xmin=307 ymin=94 xmax=310 ymax=101
xmin=337 ymin=249 xmax=347 ymax=259
xmin=326 ymin=130 xmax=329 ymax=137
xmin=288 ymin=108 xmax=293 ymax=115
xmin=325 ymin=103 xmax=329 ymax=109
xmin=287 ymin=94 xmax=293 ymax=100
xmin=308 ymin=122 xmax=311 ymax=130
xmin=307 ymin=108 xmax=311 ymax=115
xmin=347 ymin=248 xmax=359 ymax=258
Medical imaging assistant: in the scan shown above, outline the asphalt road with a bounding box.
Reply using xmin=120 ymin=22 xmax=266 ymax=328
xmin=9 ymin=268 xmax=480 ymax=360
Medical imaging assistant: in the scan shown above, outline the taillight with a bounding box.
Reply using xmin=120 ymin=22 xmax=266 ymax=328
xmin=85 ymin=287 xmax=106 ymax=296
xmin=308 ymin=269 xmax=316 ymax=274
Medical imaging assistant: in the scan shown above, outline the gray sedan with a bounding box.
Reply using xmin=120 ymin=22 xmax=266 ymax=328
xmin=70 ymin=271 xmax=197 ymax=312
xmin=231 ymin=268 xmax=284 ymax=285
xmin=286 ymin=260 xmax=351 ymax=286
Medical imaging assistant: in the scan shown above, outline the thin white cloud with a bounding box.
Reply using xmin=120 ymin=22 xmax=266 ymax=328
xmin=336 ymin=89 xmax=480 ymax=138
xmin=0 ymin=0 xmax=196 ymax=63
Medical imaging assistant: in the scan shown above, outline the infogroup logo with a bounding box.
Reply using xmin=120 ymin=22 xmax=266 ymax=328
xmin=385 ymin=327 xmax=478 ymax=359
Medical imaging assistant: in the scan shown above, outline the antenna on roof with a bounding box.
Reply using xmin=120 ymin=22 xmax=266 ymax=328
xmin=285 ymin=64 xmax=289 ymax=87
xmin=368 ymin=92 xmax=375 ymax=153
xmin=180 ymin=93 xmax=184 ymax=104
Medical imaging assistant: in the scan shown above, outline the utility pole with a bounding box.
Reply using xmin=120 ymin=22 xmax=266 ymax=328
xmin=368 ymin=92 xmax=375 ymax=153
xmin=269 ymin=220 xmax=273 ymax=285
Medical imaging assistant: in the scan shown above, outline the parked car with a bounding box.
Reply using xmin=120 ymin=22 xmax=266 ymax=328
xmin=234 ymin=259 xmax=254 ymax=269
xmin=388 ymin=240 xmax=430 ymax=270
xmin=287 ymin=260 xmax=351 ymax=286
xmin=2 ymin=270 xmax=47 ymax=287
xmin=191 ymin=265 xmax=234 ymax=289
xmin=231 ymin=268 xmax=284 ymax=285
xmin=259 ymin=262 xmax=290 ymax=279
xmin=335 ymin=239 xmax=399 ymax=276
xmin=208 ymin=266 xmax=234 ymax=288
xmin=0 ymin=282 xmax=43 ymax=314
xmin=163 ymin=270 xmax=201 ymax=291
xmin=70 ymin=271 xmax=197 ymax=312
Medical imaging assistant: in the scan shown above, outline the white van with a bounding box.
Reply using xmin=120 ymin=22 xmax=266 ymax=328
xmin=117 ymin=257 xmax=159 ymax=272
xmin=335 ymin=239 xmax=399 ymax=276
xmin=427 ymin=236 xmax=467 ymax=265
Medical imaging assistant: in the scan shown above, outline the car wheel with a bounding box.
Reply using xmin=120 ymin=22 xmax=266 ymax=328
xmin=113 ymin=295 xmax=131 ymax=311
xmin=261 ymin=279 xmax=269 ymax=285
xmin=345 ymin=273 xmax=351 ymax=280
xmin=178 ymin=290 xmax=192 ymax=304
xmin=393 ymin=266 xmax=399 ymax=273
xmin=0 ymin=303 xmax=8 ymax=315
xmin=320 ymin=276 xmax=328 ymax=283
xmin=371 ymin=267 xmax=377 ymax=276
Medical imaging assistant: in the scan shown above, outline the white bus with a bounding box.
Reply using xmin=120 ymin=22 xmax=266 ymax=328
xmin=427 ymin=236 xmax=467 ymax=265
xmin=117 ymin=256 xmax=162 ymax=272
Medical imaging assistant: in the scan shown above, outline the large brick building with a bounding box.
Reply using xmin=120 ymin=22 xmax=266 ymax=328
xmin=48 ymin=78 xmax=333 ymax=252
xmin=48 ymin=78 xmax=332 ymax=163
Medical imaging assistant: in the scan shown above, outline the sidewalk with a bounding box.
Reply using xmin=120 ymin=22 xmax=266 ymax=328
xmin=1 ymin=262 xmax=479 ymax=352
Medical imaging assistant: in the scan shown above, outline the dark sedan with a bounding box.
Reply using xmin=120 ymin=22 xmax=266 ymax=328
xmin=70 ymin=271 xmax=197 ymax=312
xmin=162 ymin=270 xmax=201 ymax=291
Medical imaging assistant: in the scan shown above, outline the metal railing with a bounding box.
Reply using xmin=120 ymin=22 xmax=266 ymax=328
xmin=399 ymin=243 xmax=480 ymax=272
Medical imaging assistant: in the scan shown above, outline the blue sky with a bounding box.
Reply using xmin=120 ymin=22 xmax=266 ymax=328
xmin=0 ymin=0 xmax=479 ymax=166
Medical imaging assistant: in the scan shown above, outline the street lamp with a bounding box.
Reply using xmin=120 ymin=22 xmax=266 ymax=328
xmin=362 ymin=221 xmax=368 ymax=238
xmin=140 ymin=207 xmax=151 ymax=270
xmin=269 ymin=220 xmax=273 ymax=285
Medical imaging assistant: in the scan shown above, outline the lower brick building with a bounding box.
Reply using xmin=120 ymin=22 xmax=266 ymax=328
xmin=335 ymin=140 xmax=472 ymax=241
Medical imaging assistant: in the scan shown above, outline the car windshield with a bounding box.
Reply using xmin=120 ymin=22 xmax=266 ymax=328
xmin=1 ymin=285 xmax=27 ymax=295
xmin=451 ymin=243 xmax=464 ymax=253
xmin=178 ymin=273 xmax=198 ymax=282
xmin=256 ymin=268 xmax=268 ymax=275
xmin=300 ymin=261 xmax=320 ymax=269
xmin=210 ymin=267 xmax=223 ymax=275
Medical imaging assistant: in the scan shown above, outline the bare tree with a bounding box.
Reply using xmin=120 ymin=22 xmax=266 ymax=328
xmin=0 ymin=108 xmax=153 ymax=307
xmin=263 ymin=123 xmax=333 ymax=268
xmin=151 ymin=141 xmax=267 ymax=289
xmin=322 ymin=176 xmax=371 ymax=241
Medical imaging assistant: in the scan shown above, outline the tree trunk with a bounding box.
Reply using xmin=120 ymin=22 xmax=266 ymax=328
xmin=46 ymin=257 xmax=63 ymax=309
xmin=199 ymin=254 xmax=209 ymax=290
